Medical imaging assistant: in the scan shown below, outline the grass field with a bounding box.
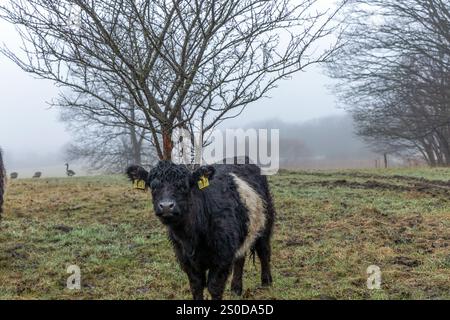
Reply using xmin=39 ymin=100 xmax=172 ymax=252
xmin=0 ymin=168 xmax=449 ymax=300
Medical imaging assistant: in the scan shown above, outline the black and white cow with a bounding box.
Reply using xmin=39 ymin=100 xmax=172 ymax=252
xmin=126 ymin=159 xmax=275 ymax=300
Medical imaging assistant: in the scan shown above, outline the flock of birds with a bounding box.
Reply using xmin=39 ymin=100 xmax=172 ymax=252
xmin=9 ymin=163 xmax=76 ymax=180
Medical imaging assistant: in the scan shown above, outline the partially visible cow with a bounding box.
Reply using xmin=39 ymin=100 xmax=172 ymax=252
xmin=0 ymin=148 xmax=5 ymax=217
xmin=126 ymin=159 xmax=275 ymax=300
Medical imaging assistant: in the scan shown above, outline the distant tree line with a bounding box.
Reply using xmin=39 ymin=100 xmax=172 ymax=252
xmin=328 ymin=0 xmax=450 ymax=166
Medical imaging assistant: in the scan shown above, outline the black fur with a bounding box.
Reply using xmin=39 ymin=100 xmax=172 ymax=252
xmin=126 ymin=160 xmax=275 ymax=300
xmin=126 ymin=165 xmax=150 ymax=184
xmin=0 ymin=148 xmax=5 ymax=217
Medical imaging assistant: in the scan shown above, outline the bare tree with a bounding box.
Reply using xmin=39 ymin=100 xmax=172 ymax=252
xmin=327 ymin=0 xmax=450 ymax=166
xmin=1 ymin=0 xmax=345 ymax=160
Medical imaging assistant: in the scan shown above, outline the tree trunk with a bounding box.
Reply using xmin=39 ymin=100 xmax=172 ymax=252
xmin=132 ymin=138 xmax=142 ymax=164
xmin=129 ymin=107 xmax=142 ymax=164
xmin=436 ymin=132 xmax=450 ymax=166
xmin=129 ymin=129 xmax=142 ymax=164
xmin=422 ymin=139 xmax=437 ymax=167
xmin=162 ymin=128 xmax=173 ymax=161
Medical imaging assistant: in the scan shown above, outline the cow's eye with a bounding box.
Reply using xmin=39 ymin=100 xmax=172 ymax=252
xmin=150 ymin=179 xmax=162 ymax=190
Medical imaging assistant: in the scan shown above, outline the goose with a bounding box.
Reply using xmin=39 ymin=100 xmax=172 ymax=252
xmin=33 ymin=172 xmax=42 ymax=178
xmin=65 ymin=163 xmax=76 ymax=177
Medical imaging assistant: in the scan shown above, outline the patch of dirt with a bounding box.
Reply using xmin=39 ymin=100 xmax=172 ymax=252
xmin=391 ymin=256 xmax=422 ymax=268
xmin=297 ymin=171 xmax=450 ymax=188
xmin=52 ymin=224 xmax=73 ymax=233
xmin=295 ymin=179 xmax=450 ymax=198
xmin=284 ymin=238 xmax=311 ymax=247
xmin=5 ymin=244 xmax=29 ymax=260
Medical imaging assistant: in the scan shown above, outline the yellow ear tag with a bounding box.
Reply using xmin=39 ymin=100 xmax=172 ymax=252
xmin=198 ymin=175 xmax=209 ymax=190
xmin=133 ymin=179 xmax=147 ymax=190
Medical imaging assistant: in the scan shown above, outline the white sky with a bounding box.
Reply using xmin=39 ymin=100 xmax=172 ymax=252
xmin=0 ymin=1 xmax=345 ymax=174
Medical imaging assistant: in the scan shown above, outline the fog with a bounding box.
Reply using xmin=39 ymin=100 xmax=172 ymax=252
xmin=245 ymin=115 xmax=381 ymax=169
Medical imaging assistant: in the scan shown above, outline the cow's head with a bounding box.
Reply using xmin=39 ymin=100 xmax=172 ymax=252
xmin=126 ymin=161 xmax=215 ymax=225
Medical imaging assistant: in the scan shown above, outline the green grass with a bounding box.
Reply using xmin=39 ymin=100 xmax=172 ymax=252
xmin=1 ymin=168 xmax=449 ymax=300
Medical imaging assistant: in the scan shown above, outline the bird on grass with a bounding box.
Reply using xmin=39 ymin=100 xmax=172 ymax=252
xmin=65 ymin=163 xmax=76 ymax=177
xmin=33 ymin=172 xmax=42 ymax=178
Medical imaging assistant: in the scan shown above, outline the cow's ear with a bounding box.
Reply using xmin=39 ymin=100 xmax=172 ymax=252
xmin=126 ymin=165 xmax=149 ymax=189
xmin=191 ymin=165 xmax=215 ymax=189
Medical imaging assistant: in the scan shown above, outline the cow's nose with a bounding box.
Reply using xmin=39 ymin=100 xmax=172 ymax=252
xmin=157 ymin=201 xmax=175 ymax=215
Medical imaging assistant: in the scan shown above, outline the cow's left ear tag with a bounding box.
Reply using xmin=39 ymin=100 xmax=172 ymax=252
xmin=133 ymin=179 xmax=147 ymax=191
xmin=198 ymin=175 xmax=209 ymax=190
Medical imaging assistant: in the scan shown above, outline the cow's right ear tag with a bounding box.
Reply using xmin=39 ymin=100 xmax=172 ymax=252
xmin=198 ymin=176 xmax=209 ymax=190
xmin=133 ymin=179 xmax=147 ymax=190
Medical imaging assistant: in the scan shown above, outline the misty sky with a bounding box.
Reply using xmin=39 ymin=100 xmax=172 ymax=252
xmin=0 ymin=3 xmax=346 ymax=173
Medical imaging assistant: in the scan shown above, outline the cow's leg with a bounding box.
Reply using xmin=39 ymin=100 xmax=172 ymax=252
xmin=185 ymin=268 xmax=206 ymax=300
xmin=207 ymin=264 xmax=232 ymax=300
xmin=255 ymin=236 xmax=273 ymax=287
xmin=231 ymin=256 xmax=245 ymax=296
xmin=171 ymin=239 xmax=206 ymax=300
